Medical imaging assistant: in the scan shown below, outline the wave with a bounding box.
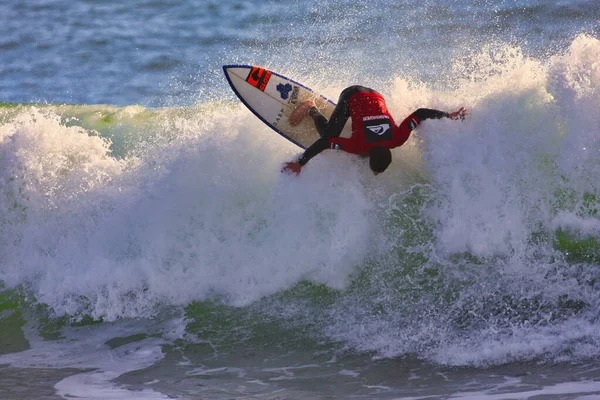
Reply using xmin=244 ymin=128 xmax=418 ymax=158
xmin=1 ymin=34 xmax=599 ymax=366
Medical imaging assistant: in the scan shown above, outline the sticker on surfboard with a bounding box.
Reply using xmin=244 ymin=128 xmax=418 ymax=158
xmin=245 ymin=66 xmax=272 ymax=91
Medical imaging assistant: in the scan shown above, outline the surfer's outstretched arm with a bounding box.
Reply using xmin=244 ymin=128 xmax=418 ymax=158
xmin=398 ymin=107 xmax=467 ymax=135
xmin=412 ymin=107 xmax=467 ymax=122
xmin=413 ymin=108 xmax=450 ymax=121
xmin=298 ymin=138 xmax=328 ymax=166
xmin=412 ymin=107 xmax=467 ymax=121
xmin=282 ymin=138 xmax=329 ymax=175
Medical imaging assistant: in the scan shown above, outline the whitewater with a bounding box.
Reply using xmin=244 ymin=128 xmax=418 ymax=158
xmin=1 ymin=0 xmax=600 ymax=398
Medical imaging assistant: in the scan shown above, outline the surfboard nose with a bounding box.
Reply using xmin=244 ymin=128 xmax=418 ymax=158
xmin=222 ymin=65 xmax=339 ymax=149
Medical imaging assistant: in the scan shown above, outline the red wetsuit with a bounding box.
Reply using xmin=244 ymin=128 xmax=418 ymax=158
xmin=328 ymin=91 xmax=417 ymax=154
xmin=297 ymin=86 xmax=448 ymax=166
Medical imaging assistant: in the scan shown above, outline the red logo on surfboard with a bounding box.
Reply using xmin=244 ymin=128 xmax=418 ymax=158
xmin=246 ymin=66 xmax=272 ymax=91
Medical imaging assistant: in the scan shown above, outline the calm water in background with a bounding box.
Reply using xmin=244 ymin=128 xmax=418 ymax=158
xmin=2 ymin=0 xmax=598 ymax=106
xmin=1 ymin=1 xmax=600 ymax=399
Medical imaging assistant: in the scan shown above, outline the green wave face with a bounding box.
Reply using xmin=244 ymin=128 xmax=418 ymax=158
xmin=1 ymin=35 xmax=600 ymax=367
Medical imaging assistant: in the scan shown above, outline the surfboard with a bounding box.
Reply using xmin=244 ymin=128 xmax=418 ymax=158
xmin=223 ymin=65 xmax=350 ymax=149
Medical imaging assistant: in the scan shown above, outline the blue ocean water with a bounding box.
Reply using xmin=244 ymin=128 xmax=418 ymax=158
xmin=2 ymin=0 xmax=598 ymax=106
xmin=1 ymin=1 xmax=600 ymax=399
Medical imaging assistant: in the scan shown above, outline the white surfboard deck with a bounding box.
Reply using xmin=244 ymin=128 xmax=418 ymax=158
xmin=223 ymin=65 xmax=351 ymax=149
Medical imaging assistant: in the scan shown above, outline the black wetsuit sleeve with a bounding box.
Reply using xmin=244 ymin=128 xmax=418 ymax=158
xmin=413 ymin=108 xmax=449 ymax=121
xmin=298 ymin=137 xmax=329 ymax=166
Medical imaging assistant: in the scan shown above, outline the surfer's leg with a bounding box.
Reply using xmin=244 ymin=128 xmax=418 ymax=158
xmin=308 ymin=108 xmax=334 ymax=138
xmin=310 ymin=86 xmax=375 ymax=138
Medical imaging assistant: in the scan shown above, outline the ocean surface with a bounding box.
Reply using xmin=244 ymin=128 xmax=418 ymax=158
xmin=1 ymin=0 xmax=600 ymax=399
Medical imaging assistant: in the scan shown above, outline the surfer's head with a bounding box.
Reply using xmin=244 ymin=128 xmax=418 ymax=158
xmin=369 ymin=146 xmax=392 ymax=175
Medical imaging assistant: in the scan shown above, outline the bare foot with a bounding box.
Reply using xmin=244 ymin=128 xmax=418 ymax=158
xmin=289 ymin=100 xmax=315 ymax=126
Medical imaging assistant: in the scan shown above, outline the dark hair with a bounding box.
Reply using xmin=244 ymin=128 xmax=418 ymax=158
xmin=369 ymin=146 xmax=392 ymax=173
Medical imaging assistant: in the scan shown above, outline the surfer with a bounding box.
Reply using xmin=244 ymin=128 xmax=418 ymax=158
xmin=283 ymin=85 xmax=466 ymax=175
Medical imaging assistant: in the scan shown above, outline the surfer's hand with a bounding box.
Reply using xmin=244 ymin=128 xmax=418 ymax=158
xmin=449 ymin=107 xmax=467 ymax=120
xmin=282 ymin=161 xmax=302 ymax=175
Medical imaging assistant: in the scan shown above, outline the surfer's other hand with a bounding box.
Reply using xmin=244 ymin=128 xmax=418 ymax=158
xmin=449 ymin=107 xmax=468 ymax=121
xmin=282 ymin=161 xmax=302 ymax=175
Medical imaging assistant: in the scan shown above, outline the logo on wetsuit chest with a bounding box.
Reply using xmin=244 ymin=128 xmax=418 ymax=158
xmin=363 ymin=116 xmax=392 ymax=143
xmin=366 ymin=124 xmax=390 ymax=135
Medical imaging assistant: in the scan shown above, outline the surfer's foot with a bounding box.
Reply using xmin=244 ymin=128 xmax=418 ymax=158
xmin=290 ymin=100 xmax=316 ymax=126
